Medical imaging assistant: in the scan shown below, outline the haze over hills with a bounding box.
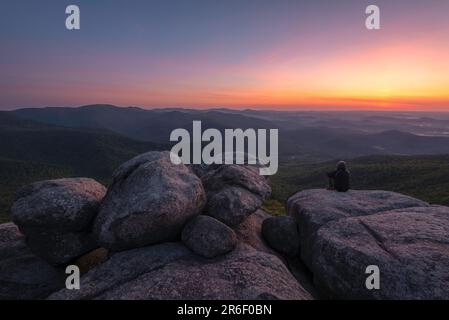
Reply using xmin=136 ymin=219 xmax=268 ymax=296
xmin=1 ymin=104 xmax=449 ymax=222
xmin=10 ymin=105 xmax=449 ymax=161
xmin=0 ymin=111 xmax=166 ymax=177
xmin=13 ymin=105 xmax=449 ymax=137
xmin=11 ymin=105 xmax=277 ymax=143
xmin=0 ymin=111 xmax=167 ymax=222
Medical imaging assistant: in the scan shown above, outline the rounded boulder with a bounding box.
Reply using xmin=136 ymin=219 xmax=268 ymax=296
xmin=202 ymin=165 xmax=271 ymax=226
xmin=182 ymin=215 xmax=237 ymax=258
xmin=11 ymin=178 xmax=106 ymax=265
xmin=12 ymin=178 xmax=106 ymax=232
xmin=94 ymin=151 xmax=206 ymax=251
xmin=262 ymin=216 xmax=300 ymax=257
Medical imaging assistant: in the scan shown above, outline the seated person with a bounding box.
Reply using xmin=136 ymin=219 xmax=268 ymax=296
xmin=327 ymin=161 xmax=350 ymax=192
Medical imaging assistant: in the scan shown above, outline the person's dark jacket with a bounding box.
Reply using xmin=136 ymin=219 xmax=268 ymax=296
xmin=327 ymin=169 xmax=350 ymax=192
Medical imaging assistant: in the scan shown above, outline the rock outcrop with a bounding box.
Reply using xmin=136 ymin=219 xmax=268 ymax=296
xmin=287 ymin=189 xmax=429 ymax=269
xmin=48 ymin=243 xmax=312 ymax=300
xmin=284 ymin=189 xmax=449 ymax=299
xmin=94 ymin=151 xmax=206 ymax=251
xmin=4 ymin=152 xmax=313 ymax=300
xmin=8 ymin=150 xmax=448 ymax=300
xmin=11 ymin=178 xmax=106 ymax=265
xmin=312 ymin=205 xmax=449 ymax=299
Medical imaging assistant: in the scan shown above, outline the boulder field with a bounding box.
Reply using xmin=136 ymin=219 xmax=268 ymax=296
xmin=3 ymin=151 xmax=310 ymax=300
xmin=2 ymin=151 xmax=449 ymax=300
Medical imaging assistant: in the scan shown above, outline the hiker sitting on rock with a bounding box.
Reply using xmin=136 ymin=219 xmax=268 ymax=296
xmin=327 ymin=161 xmax=350 ymax=192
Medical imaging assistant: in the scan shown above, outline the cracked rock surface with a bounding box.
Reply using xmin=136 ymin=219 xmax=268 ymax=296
xmin=287 ymin=189 xmax=429 ymax=269
xmin=48 ymin=242 xmax=312 ymax=300
xmin=287 ymin=189 xmax=449 ymax=299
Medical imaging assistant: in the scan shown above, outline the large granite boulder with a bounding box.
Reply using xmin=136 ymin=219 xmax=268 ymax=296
xmin=286 ymin=189 xmax=449 ymax=299
xmin=11 ymin=178 xmax=106 ymax=232
xmin=287 ymin=189 xmax=429 ymax=269
xmin=201 ymin=165 xmax=271 ymax=226
xmin=11 ymin=178 xmax=106 ymax=265
xmin=0 ymin=223 xmax=65 ymax=299
xmin=312 ymin=205 xmax=449 ymax=299
xmin=48 ymin=242 xmax=312 ymax=300
xmin=182 ymin=216 xmax=237 ymax=258
xmin=94 ymin=151 xmax=206 ymax=251
xmin=262 ymin=216 xmax=300 ymax=257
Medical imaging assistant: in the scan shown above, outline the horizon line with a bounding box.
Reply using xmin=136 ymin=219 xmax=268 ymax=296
xmin=3 ymin=103 xmax=449 ymax=113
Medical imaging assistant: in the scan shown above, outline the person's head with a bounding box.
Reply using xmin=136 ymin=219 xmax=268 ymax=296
xmin=337 ymin=161 xmax=347 ymax=170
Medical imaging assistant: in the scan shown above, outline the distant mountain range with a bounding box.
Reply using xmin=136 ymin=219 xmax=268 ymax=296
xmin=1 ymin=104 xmax=449 ymax=222
xmin=10 ymin=104 xmax=449 ymax=161
xmin=11 ymin=105 xmax=276 ymax=143
xmin=0 ymin=110 xmax=166 ymax=178
xmin=279 ymin=127 xmax=449 ymax=161
xmin=0 ymin=110 xmax=166 ymax=222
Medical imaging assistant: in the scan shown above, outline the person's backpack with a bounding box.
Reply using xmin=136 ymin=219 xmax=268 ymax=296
xmin=334 ymin=169 xmax=350 ymax=192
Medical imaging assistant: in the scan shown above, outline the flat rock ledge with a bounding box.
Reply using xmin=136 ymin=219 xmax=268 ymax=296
xmin=284 ymin=189 xmax=449 ymax=299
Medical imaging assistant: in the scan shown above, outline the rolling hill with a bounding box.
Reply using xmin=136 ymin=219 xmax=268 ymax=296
xmin=270 ymin=154 xmax=449 ymax=213
xmin=0 ymin=112 xmax=167 ymax=222
xmin=11 ymin=105 xmax=277 ymax=143
xmin=3 ymin=106 xmax=449 ymax=221
xmin=11 ymin=105 xmax=449 ymax=162
xmin=0 ymin=158 xmax=73 ymax=223
xmin=278 ymin=128 xmax=449 ymax=161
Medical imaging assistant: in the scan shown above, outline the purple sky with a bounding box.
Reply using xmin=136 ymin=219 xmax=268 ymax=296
xmin=1 ymin=0 xmax=448 ymax=110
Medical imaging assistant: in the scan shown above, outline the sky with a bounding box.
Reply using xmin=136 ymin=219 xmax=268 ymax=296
xmin=1 ymin=0 xmax=449 ymax=111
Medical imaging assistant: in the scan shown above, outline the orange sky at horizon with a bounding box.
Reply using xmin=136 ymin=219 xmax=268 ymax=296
xmin=6 ymin=35 xmax=448 ymax=111
xmin=2 ymin=1 xmax=449 ymax=111
xmin=17 ymin=31 xmax=448 ymax=112
xmin=48 ymin=38 xmax=448 ymax=111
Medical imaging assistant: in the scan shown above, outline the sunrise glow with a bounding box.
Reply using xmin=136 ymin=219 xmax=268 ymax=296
xmin=1 ymin=0 xmax=448 ymax=111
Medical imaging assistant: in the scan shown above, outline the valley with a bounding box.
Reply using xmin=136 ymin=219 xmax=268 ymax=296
xmin=1 ymin=105 xmax=448 ymax=222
